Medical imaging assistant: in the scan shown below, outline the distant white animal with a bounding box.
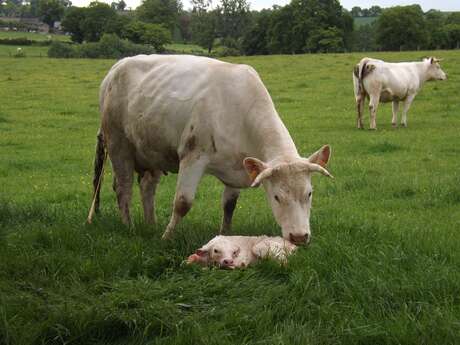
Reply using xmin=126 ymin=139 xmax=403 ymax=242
xmin=90 ymin=54 xmax=333 ymax=245
xmin=353 ymin=57 xmax=447 ymax=129
xmin=187 ymin=235 xmax=297 ymax=269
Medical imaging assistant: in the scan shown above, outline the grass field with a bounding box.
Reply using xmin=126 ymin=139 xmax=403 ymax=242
xmin=0 ymin=31 xmax=70 ymax=42
xmin=1 ymin=51 xmax=460 ymax=344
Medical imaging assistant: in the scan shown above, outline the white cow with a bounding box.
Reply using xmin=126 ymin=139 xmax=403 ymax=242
xmin=90 ymin=54 xmax=333 ymax=245
xmin=353 ymin=57 xmax=447 ymax=129
xmin=187 ymin=235 xmax=297 ymax=269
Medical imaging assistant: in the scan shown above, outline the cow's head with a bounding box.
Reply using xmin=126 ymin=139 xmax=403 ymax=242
xmin=425 ymin=57 xmax=447 ymax=81
xmin=189 ymin=236 xmax=240 ymax=269
xmin=244 ymin=145 xmax=332 ymax=246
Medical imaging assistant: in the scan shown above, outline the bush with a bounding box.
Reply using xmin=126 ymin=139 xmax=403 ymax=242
xmin=0 ymin=37 xmax=34 ymax=46
xmin=48 ymin=41 xmax=76 ymax=58
xmin=48 ymin=34 xmax=156 ymax=59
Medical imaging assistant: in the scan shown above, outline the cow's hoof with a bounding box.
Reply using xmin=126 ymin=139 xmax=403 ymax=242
xmin=369 ymin=127 xmax=377 ymax=131
xmin=401 ymin=123 xmax=407 ymax=128
xmin=392 ymin=123 xmax=397 ymax=128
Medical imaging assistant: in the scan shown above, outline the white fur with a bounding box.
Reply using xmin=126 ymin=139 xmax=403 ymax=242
xmin=188 ymin=235 xmax=297 ymax=269
xmin=99 ymin=54 xmax=332 ymax=243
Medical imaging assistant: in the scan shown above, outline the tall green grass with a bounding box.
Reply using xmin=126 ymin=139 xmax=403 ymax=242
xmin=1 ymin=51 xmax=459 ymax=344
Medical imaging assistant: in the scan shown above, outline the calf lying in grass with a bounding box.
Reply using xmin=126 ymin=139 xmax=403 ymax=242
xmin=187 ymin=235 xmax=297 ymax=269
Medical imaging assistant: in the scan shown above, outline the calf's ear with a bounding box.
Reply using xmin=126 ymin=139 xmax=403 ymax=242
xmin=243 ymin=157 xmax=268 ymax=187
xmin=307 ymin=145 xmax=331 ymax=167
xmin=195 ymin=248 xmax=209 ymax=258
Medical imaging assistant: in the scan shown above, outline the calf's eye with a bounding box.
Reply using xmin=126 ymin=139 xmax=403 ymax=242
xmin=308 ymin=192 xmax=312 ymax=198
xmin=214 ymin=249 xmax=219 ymax=253
xmin=274 ymin=195 xmax=280 ymax=203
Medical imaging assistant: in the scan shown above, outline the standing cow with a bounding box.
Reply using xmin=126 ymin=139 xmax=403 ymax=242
xmin=89 ymin=55 xmax=333 ymax=245
xmin=353 ymin=57 xmax=447 ymax=129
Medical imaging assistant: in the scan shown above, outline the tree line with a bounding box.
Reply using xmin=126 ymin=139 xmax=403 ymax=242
xmin=2 ymin=0 xmax=459 ymax=54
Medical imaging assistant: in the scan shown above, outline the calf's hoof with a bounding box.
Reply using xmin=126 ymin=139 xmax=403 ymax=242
xmin=392 ymin=123 xmax=397 ymax=128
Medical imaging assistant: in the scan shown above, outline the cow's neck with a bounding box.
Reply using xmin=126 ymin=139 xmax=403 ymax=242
xmin=249 ymin=105 xmax=300 ymax=164
xmin=415 ymin=62 xmax=431 ymax=85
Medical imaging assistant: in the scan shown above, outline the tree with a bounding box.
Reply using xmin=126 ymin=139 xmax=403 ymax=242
xmin=217 ymin=0 xmax=250 ymax=42
xmin=80 ymin=2 xmax=117 ymax=42
xmin=191 ymin=10 xmax=217 ymax=53
xmin=376 ymin=5 xmax=428 ymax=51
xmin=178 ymin=11 xmax=192 ymax=42
xmin=122 ymin=20 xmax=171 ymax=50
xmin=136 ymin=0 xmax=181 ymax=34
xmin=351 ymin=6 xmax=361 ymax=17
xmin=38 ymin=0 xmax=65 ymax=29
xmin=352 ymin=22 xmax=377 ymax=51
xmin=306 ymin=26 xmax=344 ymax=52
xmin=368 ymin=6 xmax=382 ymax=17
xmin=61 ymin=6 xmax=86 ymax=42
xmin=425 ymin=10 xmax=448 ymax=49
xmin=241 ymin=9 xmax=271 ymax=55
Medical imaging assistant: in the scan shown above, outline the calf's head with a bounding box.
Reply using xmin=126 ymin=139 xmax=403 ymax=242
xmin=189 ymin=236 xmax=240 ymax=269
xmin=425 ymin=57 xmax=447 ymax=81
xmin=244 ymin=145 xmax=332 ymax=246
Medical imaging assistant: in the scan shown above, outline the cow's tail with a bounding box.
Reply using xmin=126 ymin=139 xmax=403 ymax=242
xmin=87 ymin=128 xmax=107 ymax=224
xmin=353 ymin=57 xmax=375 ymax=96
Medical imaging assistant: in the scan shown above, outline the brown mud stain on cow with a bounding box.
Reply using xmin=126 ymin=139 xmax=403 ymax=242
xmin=175 ymin=195 xmax=191 ymax=217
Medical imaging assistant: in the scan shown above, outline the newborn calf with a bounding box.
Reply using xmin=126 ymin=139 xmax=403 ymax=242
xmin=187 ymin=235 xmax=297 ymax=269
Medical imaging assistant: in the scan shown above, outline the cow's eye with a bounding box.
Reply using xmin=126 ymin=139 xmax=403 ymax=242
xmin=233 ymin=250 xmax=238 ymax=256
xmin=308 ymin=192 xmax=312 ymax=199
xmin=214 ymin=249 xmax=219 ymax=253
xmin=274 ymin=195 xmax=280 ymax=203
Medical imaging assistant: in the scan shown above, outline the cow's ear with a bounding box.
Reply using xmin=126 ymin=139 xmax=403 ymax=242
xmin=243 ymin=157 xmax=268 ymax=185
xmin=307 ymin=145 xmax=331 ymax=168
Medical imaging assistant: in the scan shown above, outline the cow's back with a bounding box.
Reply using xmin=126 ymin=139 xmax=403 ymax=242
xmin=99 ymin=54 xmax=268 ymax=174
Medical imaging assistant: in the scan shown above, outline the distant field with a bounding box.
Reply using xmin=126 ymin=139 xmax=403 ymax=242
xmin=353 ymin=16 xmax=377 ymax=27
xmin=0 ymin=30 xmax=70 ymax=41
xmin=1 ymin=51 xmax=459 ymax=344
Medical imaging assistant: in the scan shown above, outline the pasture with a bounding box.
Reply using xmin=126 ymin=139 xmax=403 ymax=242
xmin=0 ymin=51 xmax=459 ymax=344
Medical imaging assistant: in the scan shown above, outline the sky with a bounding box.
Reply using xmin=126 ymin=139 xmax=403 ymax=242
xmin=71 ymin=0 xmax=460 ymax=12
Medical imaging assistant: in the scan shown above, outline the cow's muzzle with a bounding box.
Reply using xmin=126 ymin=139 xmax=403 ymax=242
xmin=289 ymin=233 xmax=310 ymax=245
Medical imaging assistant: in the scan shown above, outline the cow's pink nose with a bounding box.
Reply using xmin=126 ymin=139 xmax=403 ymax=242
xmin=290 ymin=233 xmax=309 ymax=245
xmin=223 ymin=259 xmax=233 ymax=266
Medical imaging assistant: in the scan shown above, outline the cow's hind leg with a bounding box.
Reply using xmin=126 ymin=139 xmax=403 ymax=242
xmin=220 ymin=186 xmax=240 ymax=234
xmin=108 ymin=140 xmax=134 ymax=226
xmin=162 ymin=156 xmax=209 ymax=240
xmin=139 ymin=170 xmax=162 ymax=224
xmin=368 ymin=93 xmax=380 ymax=130
xmin=392 ymin=101 xmax=399 ymax=127
xmin=356 ymin=94 xmax=365 ymax=129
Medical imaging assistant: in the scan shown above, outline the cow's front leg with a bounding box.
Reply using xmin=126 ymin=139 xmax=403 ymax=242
xmin=401 ymin=95 xmax=415 ymax=127
xmin=162 ymin=156 xmax=209 ymax=240
xmin=392 ymin=101 xmax=399 ymax=127
xmin=220 ymin=186 xmax=240 ymax=234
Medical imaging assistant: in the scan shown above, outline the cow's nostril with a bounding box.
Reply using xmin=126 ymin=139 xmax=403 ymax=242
xmin=223 ymin=259 xmax=233 ymax=266
xmin=289 ymin=233 xmax=309 ymax=245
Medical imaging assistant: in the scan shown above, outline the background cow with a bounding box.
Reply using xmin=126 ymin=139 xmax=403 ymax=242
xmin=353 ymin=57 xmax=447 ymax=129
xmin=90 ymin=55 xmax=333 ymax=245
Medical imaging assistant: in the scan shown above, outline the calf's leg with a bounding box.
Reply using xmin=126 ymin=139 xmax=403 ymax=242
xmin=220 ymin=186 xmax=240 ymax=234
xmin=162 ymin=156 xmax=209 ymax=240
